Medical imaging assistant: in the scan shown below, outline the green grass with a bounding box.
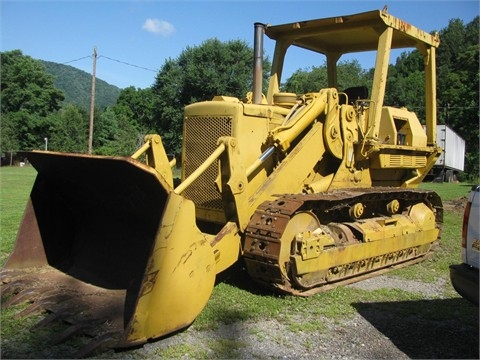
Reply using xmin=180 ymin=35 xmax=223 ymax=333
xmin=0 ymin=166 xmax=37 ymax=266
xmin=420 ymin=181 xmax=474 ymax=200
xmin=0 ymin=168 xmax=477 ymax=358
xmin=195 ymin=277 xmax=435 ymax=333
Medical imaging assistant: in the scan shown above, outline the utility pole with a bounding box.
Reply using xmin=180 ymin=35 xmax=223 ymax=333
xmin=88 ymin=47 xmax=97 ymax=154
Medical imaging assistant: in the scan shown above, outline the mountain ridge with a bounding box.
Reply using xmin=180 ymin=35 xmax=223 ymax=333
xmin=41 ymin=60 xmax=122 ymax=110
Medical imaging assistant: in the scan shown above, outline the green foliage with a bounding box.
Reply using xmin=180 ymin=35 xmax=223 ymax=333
xmin=48 ymin=104 xmax=89 ymax=153
xmin=115 ymin=86 xmax=157 ymax=132
xmin=436 ymin=17 xmax=479 ymax=177
xmin=1 ymin=51 xmax=63 ymax=152
xmin=385 ymin=52 xmax=418 ymax=109
xmin=91 ymin=86 xmax=156 ymax=156
xmin=282 ymin=59 xmax=370 ymax=94
xmin=1 ymin=50 xmax=64 ymax=116
xmin=179 ymin=39 xmax=253 ymax=100
xmin=0 ymin=112 xmax=20 ymax=152
xmin=283 ymin=65 xmax=328 ymax=94
xmin=0 ymin=51 xmax=65 ymax=151
xmin=1 ymin=110 xmax=55 ymax=151
xmin=386 ymin=66 xmax=426 ymax=119
xmin=93 ymin=106 xmax=143 ymax=156
xmin=336 ymin=59 xmax=373 ymax=90
xmin=1 ymin=51 xmax=126 ymax=155
xmin=42 ymin=60 xmax=121 ymax=110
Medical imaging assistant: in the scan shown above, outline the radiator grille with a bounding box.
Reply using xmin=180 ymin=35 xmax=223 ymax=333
xmin=183 ymin=115 xmax=232 ymax=210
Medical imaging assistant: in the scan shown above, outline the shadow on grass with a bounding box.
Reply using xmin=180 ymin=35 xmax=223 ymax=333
xmin=352 ymin=298 xmax=479 ymax=359
xmin=216 ymin=260 xmax=281 ymax=297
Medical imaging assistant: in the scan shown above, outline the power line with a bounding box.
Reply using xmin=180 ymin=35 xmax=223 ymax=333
xmin=98 ymin=55 xmax=157 ymax=72
xmin=62 ymin=55 xmax=92 ymax=65
xmin=61 ymin=53 xmax=157 ymax=73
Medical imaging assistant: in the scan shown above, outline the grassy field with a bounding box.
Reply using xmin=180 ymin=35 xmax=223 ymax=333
xmin=0 ymin=165 xmax=477 ymax=358
xmin=0 ymin=166 xmax=37 ymax=266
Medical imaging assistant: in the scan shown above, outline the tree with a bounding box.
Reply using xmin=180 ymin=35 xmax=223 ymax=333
xmin=1 ymin=50 xmax=65 ymax=152
xmin=436 ymin=17 xmax=479 ymax=177
xmin=282 ymin=65 xmax=328 ymax=94
xmin=1 ymin=50 xmax=64 ymax=116
xmin=1 ymin=112 xmax=21 ymax=152
xmin=87 ymin=86 xmax=156 ymax=156
xmin=385 ymin=54 xmax=426 ymax=120
xmin=48 ymin=104 xmax=89 ymax=153
xmin=152 ymin=38 xmax=270 ymax=154
xmin=282 ymin=60 xmax=370 ymax=94
xmin=115 ymin=86 xmax=157 ymax=132
xmin=93 ymin=107 xmax=143 ymax=156
xmin=0 ymin=110 xmax=55 ymax=151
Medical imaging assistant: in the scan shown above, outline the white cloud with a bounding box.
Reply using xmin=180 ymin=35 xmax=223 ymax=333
xmin=142 ymin=18 xmax=175 ymax=37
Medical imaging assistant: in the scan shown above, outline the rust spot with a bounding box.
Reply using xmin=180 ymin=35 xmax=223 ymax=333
xmin=211 ymin=222 xmax=238 ymax=247
xmin=139 ymin=271 xmax=159 ymax=297
xmin=398 ymin=19 xmax=412 ymax=32
xmin=178 ymin=250 xmax=193 ymax=267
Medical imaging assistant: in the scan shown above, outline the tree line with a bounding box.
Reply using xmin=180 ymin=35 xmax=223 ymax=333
xmin=1 ymin=17 xmax=478 ymax=178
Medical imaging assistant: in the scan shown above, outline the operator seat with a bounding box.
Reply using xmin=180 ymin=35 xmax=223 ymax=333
xmin=340 ymin=86 xmax=369 ymax=105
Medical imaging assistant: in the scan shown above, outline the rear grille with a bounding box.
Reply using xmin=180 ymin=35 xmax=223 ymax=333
xmin=183 ymin=115 xmax=232 ymax=210
xmin=389 ymin=154 xmax=427 ymax=168
xmin=373 ymin=153 xmax=427 ymax=169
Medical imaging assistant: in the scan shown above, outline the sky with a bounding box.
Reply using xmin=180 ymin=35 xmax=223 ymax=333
xmin=2 ymin=0 xmax=479 ymax=89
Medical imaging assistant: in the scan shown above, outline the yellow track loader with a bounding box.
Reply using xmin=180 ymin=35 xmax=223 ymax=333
xmin=1 ymin=8 xmax=443 ymax=356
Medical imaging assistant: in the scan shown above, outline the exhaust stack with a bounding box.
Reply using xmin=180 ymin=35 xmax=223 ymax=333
xmin=253 ymin=22 xmax=265 ymax=104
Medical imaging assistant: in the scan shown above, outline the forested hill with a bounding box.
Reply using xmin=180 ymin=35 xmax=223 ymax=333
xmin=42 ymin=60 xmax=121 ymax=110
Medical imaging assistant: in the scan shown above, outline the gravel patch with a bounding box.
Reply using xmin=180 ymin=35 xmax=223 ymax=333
xmin=347 ymin=275 xmax=448 ymax=299
xmin=128 ymin=315 xmax=411 ymax=359
xmin=105 ymin=274 xmax=478 ymax=360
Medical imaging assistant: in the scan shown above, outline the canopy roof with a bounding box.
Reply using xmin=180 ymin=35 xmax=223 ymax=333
xmin=264 ymin=9 xmax=440 ymax=55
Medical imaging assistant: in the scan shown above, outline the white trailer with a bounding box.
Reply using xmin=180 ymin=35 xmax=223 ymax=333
xmin=431 ymin=125 xmax=466 ymax=182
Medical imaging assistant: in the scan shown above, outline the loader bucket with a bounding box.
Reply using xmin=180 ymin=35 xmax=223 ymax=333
xmin=1 ymin=151 xmax=216 ymax=354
